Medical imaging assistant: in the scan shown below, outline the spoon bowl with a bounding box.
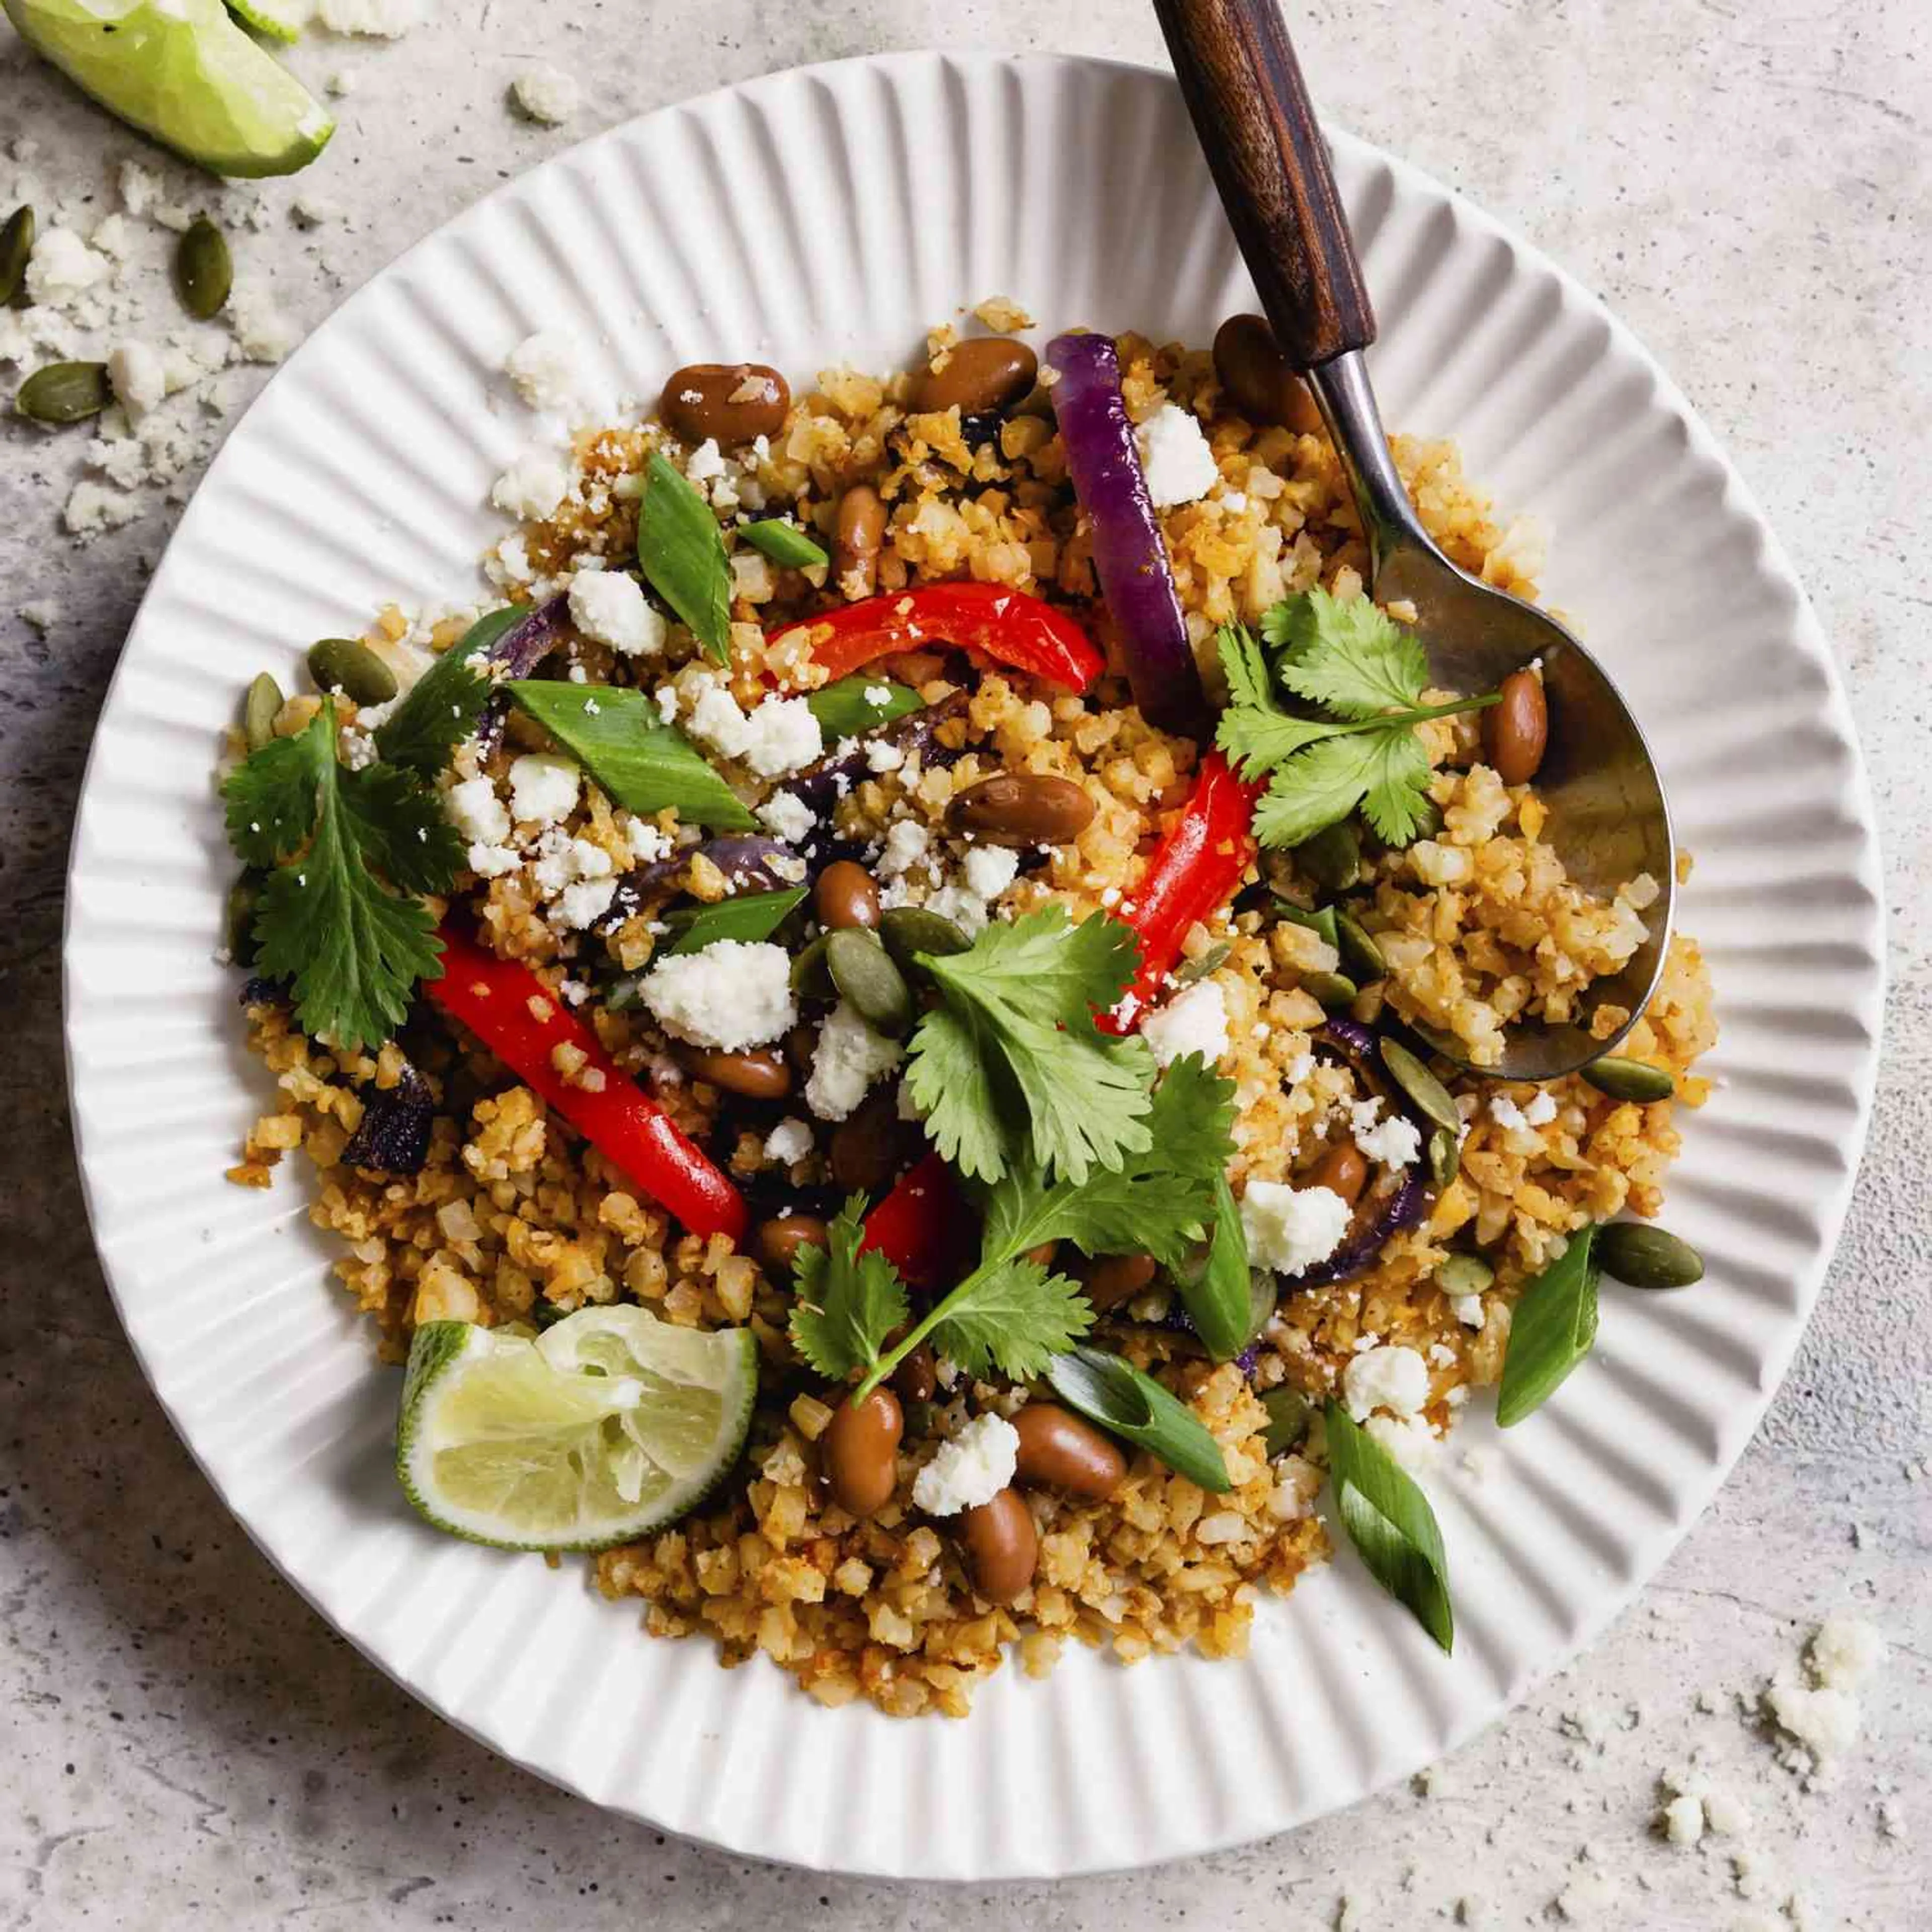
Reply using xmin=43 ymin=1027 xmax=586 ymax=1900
xmin=1156 ymin=0 xmax=1675 ymax=1079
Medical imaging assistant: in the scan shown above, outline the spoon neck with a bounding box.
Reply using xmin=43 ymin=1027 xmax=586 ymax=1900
xmin=1307 ymin=350 xmax=1434 ymax=581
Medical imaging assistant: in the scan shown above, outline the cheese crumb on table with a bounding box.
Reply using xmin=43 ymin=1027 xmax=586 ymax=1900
xmin=106 ymin=342 xmax=166 ymax=421
xmin=25 ymin=227 xmax=114 ymax=307
xmin=315 ymin=0 xmax=423 ymax=37
xmin=639 ymin=940 xmax=796 ymax=1052
xmin=911 ymin=1412 xmax=1019 ymax=1516
xmin=511 ymin=63 xmax=582 ymax=126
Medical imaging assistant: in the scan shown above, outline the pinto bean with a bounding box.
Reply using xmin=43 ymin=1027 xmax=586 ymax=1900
xmin=911 ymin=337 xmax=1037 ymax=417
xmin=659 ymin=362 xmax=790 ymax=447
xmin=815 ymin=859 xmax=881 ymax=932
xmin=1212 ymin=314 xmax=1325 ymax=436
xmin=1483 ymin=668 xmax=1549 ymax=785
xmin=1012 ymin=1404 xmax=1126 ymax=1500
xmin=1083 ymin=1252 xmax=1157 ymax=1312
xmin=682 ymin=1046 xmax=790 ymax=1101
xmin=1306 ymin=1141 xmax=1370 ymax=1204
xmin=822 ymin=1387 xmax=903 ymax=1517
xmin=755 ymin=1214 xmax=828 ymax=1275
xmin=947 ymin=772 xmax=1095 ymax=847
xmin=959 ymin=1486 xmax=1038 ymax=1603
xmin=833 ymin=485 xmax=886 ymax=599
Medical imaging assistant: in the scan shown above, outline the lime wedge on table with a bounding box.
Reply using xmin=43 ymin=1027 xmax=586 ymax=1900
xmin=398 ymin=1308 xmax=759 ymax=1552
xmin=3 ymin=0 xmax=334 ymax=178
xmin=223 ymin=0 xmax=302 ymax=44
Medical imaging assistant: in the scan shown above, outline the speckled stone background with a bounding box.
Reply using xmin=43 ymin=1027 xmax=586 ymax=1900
xmin=2 ymin=2 xmax=1927 ymax=1926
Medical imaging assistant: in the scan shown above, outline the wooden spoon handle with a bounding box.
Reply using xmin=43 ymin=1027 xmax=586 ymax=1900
xmin=1152 ymin=0 xmax=1375 ymax=367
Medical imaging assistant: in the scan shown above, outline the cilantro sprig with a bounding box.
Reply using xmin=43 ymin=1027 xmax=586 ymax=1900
xmin=905 ymin=905 xmax=1157 ymax=1186
xmin=1216 ymin=589 xmax=1500 ymax=849
xmin=788 ymin=1197 xmax=912 ymax=1385
xmin=223 ymin=698 xmax=462 ymax=1050
xmin=847 ymin=1057 xmax=1236 ymax=1403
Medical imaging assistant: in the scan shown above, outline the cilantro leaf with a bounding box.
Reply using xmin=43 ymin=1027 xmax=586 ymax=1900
xmin=975 ymin=1054 xmax=1236 ymax=1270
xmin=906 ymin=907 xmax=1154 ymax=1185
xmin=926 ymin=1255 xmax=1093 ymax=1381
xmin=371 ymin=607 xmax=515 ymax=776
xmin=221 ymin=700 xmax=457 ymax=1050
xmin=1272 ymin=588 xmax=1429 ymax=717
xmin=1216 ymin=703 xmax=1346 ymax=782
xmin=1216 ymin=620 xmax=1282 ymax=717
xmin=1358 ymin=726 xmax=1435 ymax=846
xmin=788 ymin=1196 xmax=910 ymax=1383
xmin=1250 ymin=734 xmax=1389 ymax=849
xmin=340 ymin=764 xmax=467 ymax=893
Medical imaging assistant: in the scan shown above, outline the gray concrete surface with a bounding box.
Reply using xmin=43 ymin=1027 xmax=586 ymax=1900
xmin=2 ymin=1 xmax=1927 ymax=1925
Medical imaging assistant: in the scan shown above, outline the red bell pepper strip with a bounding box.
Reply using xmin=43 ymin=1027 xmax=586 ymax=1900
xmin=427 ymin=925 xmax=748 ymax=1244
xmin=859 ymin=1149 xmax=975 ymax=1291
xmin=1099 ymin=750 xmax=1261 ymax=1034
xmin=774 ymin=583 xmax=1105 ymax=692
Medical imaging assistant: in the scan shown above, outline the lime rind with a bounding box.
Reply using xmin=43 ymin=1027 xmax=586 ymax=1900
xmin=4 ymin=0 xmax=333 ymax=178
xmin=223 ymin=0 xmax=303 ymax=45
xmin=397 ymin=1311 xmax=759 ymax=1553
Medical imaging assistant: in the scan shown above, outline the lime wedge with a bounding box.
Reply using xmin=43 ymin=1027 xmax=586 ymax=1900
xmin=3 ymin=0 xmax=334 ymax=178
xmin=397 ymin=1308 xmax=759 ymax=1552
xmin=223 ymin=0 xmax=302 ymax=45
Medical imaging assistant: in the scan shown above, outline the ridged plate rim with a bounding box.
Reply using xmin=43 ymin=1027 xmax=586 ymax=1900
xmin=62 ymin=49 xmax=1884 ymax=1880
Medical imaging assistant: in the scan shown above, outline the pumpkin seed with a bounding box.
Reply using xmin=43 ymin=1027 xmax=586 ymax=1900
xmin=1580 ymin=1055 xmax=1676 ymax=1104
xmin=15 ymin=359 xmax=110 ymax=424
xmin=1334 ymin=910 xmax=1386 ymax=981
xmin=1244 ymin=1267 xmax=1277 ymax=1346
xmin=1174 ymin=939 xmax=1234 ymax=987
xmin=1597 ymin=1222 xmax=1704 ymax=1290
xmin=826 ymin=927 xmax=912 ymax=1035
xmin=226 ymin=872 xmax=263 ymax=962
xmin=243 ymin=672 xmax=284 ymax=752
xmin=174 ymin=216 xmax=233 ymax=319
xmin=0 ymin=205 xmax=33 ymax=307
xmin=1259 ymin=1386 xmax=1312 ymax=1458
xmin=1300 ymin=969 xmax=1358 ymax=1009
xmin=1380 ymin=1037 xmax=1461 ymax=1136
xmin=878 ymin=905 xmax=971 ymax=981
xmin=1295 ymin=818 xmax=1361 ymax=892
xmin=1435 ymin=1252 xmax=1494 ymax=1298
xmin=307 ymin=636 xmax=398 ymax=705
xmin=790 ymin=931 xmax=834 ymax=999
xmin=1427 ymin=1125 xmax=1460 ymax=1189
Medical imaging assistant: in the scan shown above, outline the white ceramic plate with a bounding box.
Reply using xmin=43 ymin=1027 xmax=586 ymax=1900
xmin=64 ymin=51 xmax=1883 ymax=1879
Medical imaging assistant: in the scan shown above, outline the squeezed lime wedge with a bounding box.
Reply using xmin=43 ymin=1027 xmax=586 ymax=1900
xmin=397 ymin=1308 xmax=759 ymax=1552
xmin=223 ymin=0 xmax=303 ymax=45
xmin=4 ymin=0 xmax=333 ymax=178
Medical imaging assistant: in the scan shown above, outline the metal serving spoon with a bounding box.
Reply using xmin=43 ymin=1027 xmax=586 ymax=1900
xmin=1154 ymin=0 xmax=1674 ymax=1081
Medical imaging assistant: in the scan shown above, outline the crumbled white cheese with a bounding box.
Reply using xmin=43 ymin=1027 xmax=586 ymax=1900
xmin=864 ymin=738 xmax=905 ymax=773
xmin=1488 ymin=1092 xmax=1530 ymax=1132
xmin=877 ymin=819 xmax=932 ymax=879
xmin=863 ymin=683 xmax=894 ymax=706
xmin=684 ymin=678 xmax=823 ymax=777
xmin=492 ymin=449 xmax=571 ymax=522
xmin=62 ymin=480 xmax=140 ymax=537
xmin=228 ymin=287 xmax=300 ymax=365
xmin=684 ymin=437 xmax=726 ymax=484
xmin=316 ymin=0 xmax=423 ymax=37
xmin=1522 ymin=1088 xmax=1559 ymax=1127
xmin=1810 ymin=1612 xmax=1886 ymax=1691
xmin=804 ymin=1001 xmax=905 ymax=1121
xmin=763 ymin=1117 xmax=813 ymax=1167
xmin=755 ymin=790 xmax=815 ymax=845
xmin=1342 ymin=1344 xmax=1430 ymax=1421
xmin=511 ymin=62 xmax=581 ymax=126
xmin=106 ymin=342 xmax=166 ymax=422
xmin=911 ymin=1412 xmax=1020 ymax=1517
xmin=1351 ymin=1099 xmax=1422 ymax=1169
xmin=961 ymin=843 xmax=1019 ymax=901
xmin=1239 ymin=1180 xmax=1352 ymax=1277
xmin=17 ymin=600 xmax=61 ymax=631
xmin=1661 ymin=1794 xmax=1705 ymax=1847
xmin=1135 ymin=401 xmax=1219 ymax=508
xmin=117 ymin=160 xmax=162 ymax=218
xmin=640 ymin=940 xmax=796 ymax=1052
xmin=623 ymin=816 xmax=672 ymax=863
xmin=568 ymin=569 xmax=664 ymax=656
xmin=25 ymin=227 xmax=114 ymax=307
xmin=1141 ymin=979 xmax=1229 ymax=1069
xmin=507 ymin=753 xmax=580 ymax=827
xmin=1452 ymin=1293 xmax=1486 ymax=1329
xmin=446 ymin=776 xmax=511 ymax=847
xmin=1364 ymin=1413 xmax=1437 ymax=1472
xmin=531 ymin=832 xmax=612 ymax=895
xmin=504 ymin=328 xmax=585 ymax=414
